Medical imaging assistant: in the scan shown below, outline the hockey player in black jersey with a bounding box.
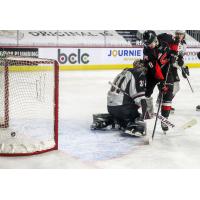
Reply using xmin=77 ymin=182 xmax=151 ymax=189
xmin=142 ymin=30 xmax=177 ymax=132
xmin=91 ymin=59 xmax=152 ymax=137
xmin=155 ymin=30 xmax=189 ymax=113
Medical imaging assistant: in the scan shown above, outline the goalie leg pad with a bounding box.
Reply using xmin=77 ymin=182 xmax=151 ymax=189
xmin=91 ymin=113 xmax=117 ymax=130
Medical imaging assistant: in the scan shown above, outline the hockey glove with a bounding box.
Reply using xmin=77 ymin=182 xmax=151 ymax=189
xmin=181 ymin=66 xmax=189 ymax=78
xmin=177 ymin=55 xmax=184 ymax=67
xmin=169 ymin=51 xmax=178 ymax=64
xmin=160 ymin=81 xmax=169 ymax=94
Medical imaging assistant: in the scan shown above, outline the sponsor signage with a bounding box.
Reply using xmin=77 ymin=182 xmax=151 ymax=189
xmin=39 ymin=48 xmax=143 ymax=65
xmin=58 ymin=49 xmax=89 ymax=64
xmin=107 ymin=49 xmax=142 ymax=57
xmin=0 ymin=46 xmax=198 ymax=69
xmin=184 ymin=48 xmax=200 ymax=62
xmin=0 ymin=48 xmax=38 ymax=57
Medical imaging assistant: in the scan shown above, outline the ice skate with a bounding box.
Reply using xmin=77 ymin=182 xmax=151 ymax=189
xmin=161 ymin=122 xmax=169 ymax=134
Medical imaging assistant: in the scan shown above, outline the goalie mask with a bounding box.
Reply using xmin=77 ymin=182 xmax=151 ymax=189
xmin=133 ymin=59 xmax=146 ymax=73
xmin=133 ymin=59 xmax=144 ymax=68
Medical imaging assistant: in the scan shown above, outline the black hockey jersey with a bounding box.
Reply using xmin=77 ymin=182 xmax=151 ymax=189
xmin=157 ymin=33 xmax=179 ymax=54
xmin=158 ymin=33 xmax=186 ymax=56
xmin=143 ymin=35 xmax=175 ymax=81
xmin=158 ymin=33 xmax=187 ymax=66
xmin=107 ymin=67 xmax=146 ymax=107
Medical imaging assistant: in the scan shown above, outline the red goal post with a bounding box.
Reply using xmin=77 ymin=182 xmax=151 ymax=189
xmin=0 ymin=56 xmax=59 ymax=156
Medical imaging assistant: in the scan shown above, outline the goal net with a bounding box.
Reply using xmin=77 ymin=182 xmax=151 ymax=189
xmin=0 ymin=56 xmax=59 ymax=156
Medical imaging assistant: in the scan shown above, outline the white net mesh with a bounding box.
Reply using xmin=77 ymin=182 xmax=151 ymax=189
xmin=0 ymin=56 xmax=58 ymax=155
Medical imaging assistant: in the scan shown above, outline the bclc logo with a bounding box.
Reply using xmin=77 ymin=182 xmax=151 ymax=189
xmin=58 ymin=49 xmax=90 ymax=64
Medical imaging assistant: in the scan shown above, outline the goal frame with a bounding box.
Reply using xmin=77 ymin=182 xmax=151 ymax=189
xmin=0 ymin=56 xmax=59 ymax=156
xmin=0 ymin=63 xmax=9 ymax=129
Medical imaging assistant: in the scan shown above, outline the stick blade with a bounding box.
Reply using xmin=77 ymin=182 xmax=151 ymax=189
xmin=181 ymin=119 xmax=197 ymax=130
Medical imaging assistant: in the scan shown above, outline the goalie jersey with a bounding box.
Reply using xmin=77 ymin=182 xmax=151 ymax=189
xmin=107 ymin=67 xmax=146 ymax=107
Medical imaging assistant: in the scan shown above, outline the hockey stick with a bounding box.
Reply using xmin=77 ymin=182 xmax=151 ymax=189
xmin=151 ymin=61 xmax=172 ymax=139
xmin=185 ymin=74 xmax=194 ymax=93
xmin=152 ymin=91 xmax=163 ymax=139
xmin=180 ymin=66 xmax=194 ymax=93
xmin=153 ymin=118 xmax=197 ymax=140
xmin=153 ymin=113 xmax=175 ymax=128
xmin=181 ymin=118 xmax=197 ymax=130
xmin=152 ymin=113 xmax=197 ymax=131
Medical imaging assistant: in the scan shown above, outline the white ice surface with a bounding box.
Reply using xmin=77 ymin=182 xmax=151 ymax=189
xmin=1 ymin=69 xmax=200 ymax=168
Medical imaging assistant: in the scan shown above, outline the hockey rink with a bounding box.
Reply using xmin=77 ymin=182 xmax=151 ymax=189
xmin=1 ymin=68 xmax=200 ymax=168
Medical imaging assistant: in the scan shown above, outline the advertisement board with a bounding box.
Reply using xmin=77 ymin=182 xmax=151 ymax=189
xmin=0 ymin=48 xmax=38 ymax=57
xmin=0 ymin=46 xmax=199 ymax=70
xmin=39 ymin=47 xmax=143 ymax=70
xmin=184 ymin=48 xmax=200 ymax=67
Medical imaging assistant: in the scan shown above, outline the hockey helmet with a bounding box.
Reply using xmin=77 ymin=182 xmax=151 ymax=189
xmin=175 ymin=30 xmax=186 ymax=40
xmin=142 ymin=30 xmax=157 ymax=46
xmin=175 ymin=30 xmax=186 ymax=35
